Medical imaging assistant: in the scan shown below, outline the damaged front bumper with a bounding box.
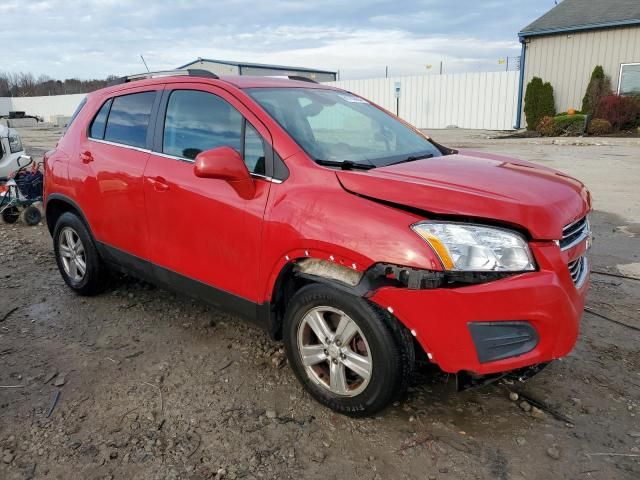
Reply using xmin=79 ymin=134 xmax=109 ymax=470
xmin=368 ymin=242 xmax=589 ymax=376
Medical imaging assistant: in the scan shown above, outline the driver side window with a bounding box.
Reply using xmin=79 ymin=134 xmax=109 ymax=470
xmin=163 ymin=90 xmax=266 ymax=174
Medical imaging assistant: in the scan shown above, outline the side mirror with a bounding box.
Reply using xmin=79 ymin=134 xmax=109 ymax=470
xmin=194 ymin=146 xmax=255 ymax=198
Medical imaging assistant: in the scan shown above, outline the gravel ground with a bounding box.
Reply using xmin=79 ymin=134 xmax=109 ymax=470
xmin=1 ymin=126 xmax=639 ymax=479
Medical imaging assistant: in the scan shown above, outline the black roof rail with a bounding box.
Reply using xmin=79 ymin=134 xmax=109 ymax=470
xmin=109 ymin=69 xmax=219 ymax=86
xmin=287 ymin=75 xmax=318 ymax=84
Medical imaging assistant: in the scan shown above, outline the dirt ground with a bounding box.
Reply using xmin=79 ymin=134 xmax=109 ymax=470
xmin=1 ymin=126 xmax=639 ymax=480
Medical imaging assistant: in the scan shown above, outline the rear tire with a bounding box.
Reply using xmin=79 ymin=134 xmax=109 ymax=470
xmin=53 ymin=212 xmax=106 ymax=295
xmin=23 ymin=205 xmax=42 ymax=226
xmin=283 ymin=283 xmax=414 ymax=417
xmin=2 ymin=207 xmax=19 ymax=224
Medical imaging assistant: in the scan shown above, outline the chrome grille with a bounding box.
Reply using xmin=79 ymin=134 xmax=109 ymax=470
xmin=568 ymin=255 xmax=588 ymax=288
xmin=560 ymin=216 xmax=590 ymax=250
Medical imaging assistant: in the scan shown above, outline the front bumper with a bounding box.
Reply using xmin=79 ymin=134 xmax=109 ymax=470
xmin=369 ymin=241 xmax=589 ymax=375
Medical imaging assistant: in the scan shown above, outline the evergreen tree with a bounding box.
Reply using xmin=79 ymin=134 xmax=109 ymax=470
xmin=581 ymin=66 xmax=612 ymax=115
xmin=524 ymin=77 xmax=556 ymax=130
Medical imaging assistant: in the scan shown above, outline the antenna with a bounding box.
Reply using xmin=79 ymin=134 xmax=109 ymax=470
xmin=140 ymin=55 xmax=150 ymax=73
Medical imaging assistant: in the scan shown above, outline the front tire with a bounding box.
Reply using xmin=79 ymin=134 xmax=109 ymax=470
xmin=53 ymin=212 xmax=106 ymax=295
xmin=283 ymin=284 xmax=414 ymax=417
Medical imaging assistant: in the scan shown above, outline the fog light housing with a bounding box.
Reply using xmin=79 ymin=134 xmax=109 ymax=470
xmin=468 ymin=321 xmax=538 ymax=363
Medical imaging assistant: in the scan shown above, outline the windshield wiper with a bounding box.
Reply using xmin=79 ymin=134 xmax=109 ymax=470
xmin=315 ymin=159 xmax=376 ymax=171
xmin=386 ymin=153 xmax=434 ymax=166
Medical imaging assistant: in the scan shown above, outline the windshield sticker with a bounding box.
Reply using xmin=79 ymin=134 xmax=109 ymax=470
xmin=338 ymin=94 xmax=368 ymax=104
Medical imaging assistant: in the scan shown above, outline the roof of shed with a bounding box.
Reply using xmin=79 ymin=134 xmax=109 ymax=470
xmin=520 ymin=0 xmax=640 ymax=37
xmin=178 ymin=58 xmax=337 ymax=75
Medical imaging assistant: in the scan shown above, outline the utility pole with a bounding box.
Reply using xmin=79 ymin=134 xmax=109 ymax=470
xmin=385 ymin=66 xmax=389 ymax=78
xmin=439 ymin=61 xmax=443 ymax=75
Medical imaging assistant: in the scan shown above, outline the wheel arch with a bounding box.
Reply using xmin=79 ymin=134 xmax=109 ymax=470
xmin=265 ymin=254 xmax=369 ymax=340
xmin=45 ymin=193 xmax=92 ymax=236
xmin=265 ymin=250 xmax=390 ymax=340
xmin=265 ymin=255 xmax=430 ymax=367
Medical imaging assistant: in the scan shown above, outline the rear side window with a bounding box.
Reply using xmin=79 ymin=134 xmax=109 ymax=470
xmin=89 ymin=99 xmax=113 ymax=139
xmin=104 ymin=92 xmax=156 ymax=148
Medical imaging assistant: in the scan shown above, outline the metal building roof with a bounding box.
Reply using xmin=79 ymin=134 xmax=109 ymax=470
xmin=178 ymin=58 xmax=337 ymax=75
xmin=520 ymin=0 xmax=640 ymax=37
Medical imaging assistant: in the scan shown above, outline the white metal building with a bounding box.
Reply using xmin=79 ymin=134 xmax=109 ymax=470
xmin=515 ymin=0 xmax=640 ymax=127
xmin=178 ymin=58 xmax=337 ymax=82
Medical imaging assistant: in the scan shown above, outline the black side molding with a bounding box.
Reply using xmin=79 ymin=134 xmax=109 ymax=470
xmin=96 ymin=242 xmax=272 ymax=333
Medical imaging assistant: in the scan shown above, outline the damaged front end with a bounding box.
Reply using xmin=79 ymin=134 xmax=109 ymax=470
xmin=293 ymin=259 xmax=512 ymax=299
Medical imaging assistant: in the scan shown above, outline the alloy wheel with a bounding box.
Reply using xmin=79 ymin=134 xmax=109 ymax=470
xmin=297 ymin=306 xmax=373 ymax=397
xmin=58 ymin=226 xmax=87 ymax=282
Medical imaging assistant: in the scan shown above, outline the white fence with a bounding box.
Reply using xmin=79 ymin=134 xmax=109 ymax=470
xmin=326 ymin=71 xmax=520 ymax=130
xmin=1 ymin=71 xmax=520 ymax=129
xmin=0 ymin=94 xmax=86 ymax=122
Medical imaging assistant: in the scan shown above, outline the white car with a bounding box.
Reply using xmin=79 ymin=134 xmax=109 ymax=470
xmin=0 ymin=124 xmax=26 ymax=180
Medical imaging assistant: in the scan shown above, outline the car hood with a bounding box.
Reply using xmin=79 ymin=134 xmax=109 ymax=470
xmin=336 ymin=151 xmax=591 ymax=240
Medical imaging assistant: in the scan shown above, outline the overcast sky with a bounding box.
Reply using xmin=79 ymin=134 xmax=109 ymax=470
xmin=1 ymin=0 xmax=554 ymax=80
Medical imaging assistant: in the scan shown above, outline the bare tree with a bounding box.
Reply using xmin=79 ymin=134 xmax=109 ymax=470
xmin=0 ymin=71 xmax=114 ymax=96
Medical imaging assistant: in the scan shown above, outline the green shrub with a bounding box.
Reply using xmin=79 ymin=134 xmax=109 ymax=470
xmin=553 ymin=114 xmax=587 ymax=136
xmin=536 ymin=116 xmax=556 ymax=136
xmin=524 ymin=77 xmax=556 ymax=130
xmin=587 ymin=118 xmax=612 ymax=136
xmin=581 ymin=66 xmax=612 ymax=115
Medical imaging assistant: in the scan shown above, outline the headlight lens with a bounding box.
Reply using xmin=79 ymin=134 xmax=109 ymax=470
xmin=8 ymin=133 xmax=23 ymax=153
xmin=412 ymin=222 xmax=535 ymax=272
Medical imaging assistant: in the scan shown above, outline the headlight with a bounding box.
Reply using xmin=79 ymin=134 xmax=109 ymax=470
xmin=412 ymin=222 xmax=535 ymax=272
xmin=8 ymin=133 xmax=23 ymax=153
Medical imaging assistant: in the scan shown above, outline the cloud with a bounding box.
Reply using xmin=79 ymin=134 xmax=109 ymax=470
xmin=0 ymin=0 xmax=550 ymax=80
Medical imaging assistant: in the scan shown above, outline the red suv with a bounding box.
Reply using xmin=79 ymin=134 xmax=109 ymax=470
xmin=44 ymin=70 xmax=591 ymax=416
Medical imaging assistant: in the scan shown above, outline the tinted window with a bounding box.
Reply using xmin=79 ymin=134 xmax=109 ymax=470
xmin=163 ymin=90 xmax=242 ymax=160
xmin=104 ymin=92 xmax=156 ymax=148
xmin=89 ymin=99 xmax=112 ymax=139
xmin=244 ymin=123 xmax=266 ymax=175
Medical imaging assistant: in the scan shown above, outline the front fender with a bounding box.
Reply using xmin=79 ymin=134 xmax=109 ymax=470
xmin=257 ymin=157 xmax=444 ymax=304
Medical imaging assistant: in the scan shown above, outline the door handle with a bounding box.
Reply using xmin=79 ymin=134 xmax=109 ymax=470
xmin=148 ymin=176 xmax=169 ymax=192
xmin=80 ymin=151 xmax=93 ymax=164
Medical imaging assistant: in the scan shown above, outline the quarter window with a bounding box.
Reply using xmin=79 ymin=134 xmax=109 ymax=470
xmin=244 ymin=123 xmax=266 ymax=175
xmin=619 ymin=63 xmax=640 ymax=96
xmin=104 ymin=92 xmax=156 ymax=148
xmin=89 ymin=99 xmax=113 ymax=139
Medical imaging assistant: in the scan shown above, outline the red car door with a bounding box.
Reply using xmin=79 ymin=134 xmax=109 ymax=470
xmin=143 ymin=84 xmax=273 ymax=309
xmin=72 ymin=87 xmax=160 ymax=263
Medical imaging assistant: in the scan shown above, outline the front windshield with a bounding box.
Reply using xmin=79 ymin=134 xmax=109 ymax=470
xmin=247 ymin=87 xmax=442 ymax=167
